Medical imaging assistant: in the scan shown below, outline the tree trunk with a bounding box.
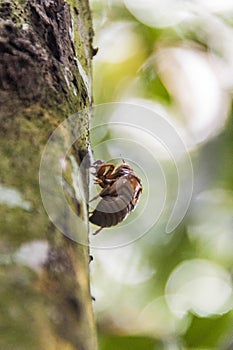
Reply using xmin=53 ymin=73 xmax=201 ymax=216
xmin=0 ymin=1 xmax=97 ymax=349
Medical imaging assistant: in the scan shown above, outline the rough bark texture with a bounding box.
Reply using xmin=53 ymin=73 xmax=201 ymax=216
xmin=0 ymin=1 xmax=97 ymax=349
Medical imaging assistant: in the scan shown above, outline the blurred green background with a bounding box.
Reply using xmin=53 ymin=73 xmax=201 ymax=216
xmin=89 ymin=0 xmax=233 ymax=349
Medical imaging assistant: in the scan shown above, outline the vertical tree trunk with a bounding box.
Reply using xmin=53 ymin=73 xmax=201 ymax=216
xmin=0 ymin=1 xmax=97 ymax=349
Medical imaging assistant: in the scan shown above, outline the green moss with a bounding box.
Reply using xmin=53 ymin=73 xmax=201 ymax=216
xmin=0 ymin=205 xmax=48 ymax=246
xmin=0 ymin=100 xmax=89 ymax=246
xmin=0 ymin=0 xmax=28 ymax=25
xmin=0 ymin=264 xmax=41 ymax=350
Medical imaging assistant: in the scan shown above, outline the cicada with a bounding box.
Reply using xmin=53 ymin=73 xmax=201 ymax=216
xmin=89 ymin=160 xmax=142 ymax=234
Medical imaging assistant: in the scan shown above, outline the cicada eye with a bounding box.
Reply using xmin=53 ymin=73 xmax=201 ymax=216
xmin=94 ymin=160 xmax=104 ymax=165
xmin=91 ymin=160 xmax=104 ymax=167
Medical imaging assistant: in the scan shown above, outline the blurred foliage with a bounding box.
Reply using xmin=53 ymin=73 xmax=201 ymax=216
xmin=90 ymin=0 xmax=233 ymax=349
xmin=184 ymin=312 xmax=233 ymax=348
xmin=99 ymin=335 xmax=163 ymax=350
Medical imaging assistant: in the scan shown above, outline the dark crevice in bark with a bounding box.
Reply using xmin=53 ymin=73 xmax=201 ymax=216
xmin=0 ymin=0 xmax=91 ymax=119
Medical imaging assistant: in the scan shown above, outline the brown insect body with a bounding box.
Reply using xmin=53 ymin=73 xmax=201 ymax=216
xmin=89 ymin=160 xmax=142 ymax=234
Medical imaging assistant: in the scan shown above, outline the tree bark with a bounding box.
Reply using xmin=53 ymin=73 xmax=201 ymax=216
xmin=0 ymin=1 xmax=97 ymax=349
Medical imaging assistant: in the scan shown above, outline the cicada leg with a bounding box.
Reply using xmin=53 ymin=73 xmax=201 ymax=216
xmin=89 ymin=185 xmax=111 ymax=202
xmin=89 ymin=194 xmax=101 ymax=202
xmin=92 ymin=227 xmax=104 ymax=235
xmin=95 ymin=163 xmax=115 ymax=179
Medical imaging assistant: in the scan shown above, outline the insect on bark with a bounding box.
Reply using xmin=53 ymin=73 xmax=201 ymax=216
xmin=89 ymin=160 xmax=142 ymax=235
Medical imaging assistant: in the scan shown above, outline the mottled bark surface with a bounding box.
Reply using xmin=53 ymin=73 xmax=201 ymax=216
xmin=0 ymin=1 xmax=97 ymax=349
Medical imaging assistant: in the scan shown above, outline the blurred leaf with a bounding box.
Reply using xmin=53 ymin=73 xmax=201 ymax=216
xmin=184 ymin=312 xmax=233 ymax=348
xmin=139 ymin=66 xmax=171 ymax=103
xmin=99 ymin=334 xmax=162 ymax=350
